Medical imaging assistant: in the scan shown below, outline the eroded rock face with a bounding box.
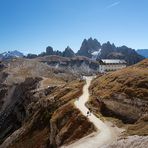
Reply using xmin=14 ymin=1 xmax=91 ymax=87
xmin=0 ymin=80 xmax=94 ymax=148
xmin=0 ymin=77 xmax=42 ymax=144
xmin=50 ymin=103 xmax=96 ymax=147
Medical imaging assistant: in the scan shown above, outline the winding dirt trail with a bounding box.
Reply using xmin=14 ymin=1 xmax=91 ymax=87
xmin=64 ymin=76 xmax=122 ymax=148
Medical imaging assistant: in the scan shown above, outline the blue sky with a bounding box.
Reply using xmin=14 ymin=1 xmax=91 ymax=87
xmin=0 ymin=0 xmax=148 ymax=54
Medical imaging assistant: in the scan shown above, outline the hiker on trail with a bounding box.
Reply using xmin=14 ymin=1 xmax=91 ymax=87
xmin=87 ymin=111 xmax=90 ymax=117
xmin=88 ymin=107 xmax=92 ymax=114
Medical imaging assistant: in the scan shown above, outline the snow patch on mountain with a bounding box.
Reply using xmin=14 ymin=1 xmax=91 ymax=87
xmin=0 ymin=50 xmax=24 ymax=60
xmin=91 ymin=49 xmax=101 ymax=60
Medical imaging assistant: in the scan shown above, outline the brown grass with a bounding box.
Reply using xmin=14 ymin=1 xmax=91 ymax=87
xmin=88 ymin=59 xmax=148 ymax=135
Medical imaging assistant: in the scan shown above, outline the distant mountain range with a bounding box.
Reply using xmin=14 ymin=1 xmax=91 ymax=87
xmin=0 ymin=50 xmax=24 ymax=61
xmin=34 ymin=38 xmax=145 ymax=65
xmin=0 ymin=38 xmax=145 ymax=65
xmin=136 ymin=49 xmax=148 ymax=58
xmin=77 ymin=38 xmax=144 ymax=65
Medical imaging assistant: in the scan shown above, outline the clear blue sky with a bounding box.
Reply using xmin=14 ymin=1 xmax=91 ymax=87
xmin=0 ymin=0 xmax=148 ymax=54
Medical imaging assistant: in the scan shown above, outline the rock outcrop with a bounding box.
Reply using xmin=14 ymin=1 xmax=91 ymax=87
xmin=77 ymin=38 xmax=101 ymax=58
xmin=0 ymin=77 xmax=41 ymax=144
xmin=63 ymin=46 xmax=75 ymax=58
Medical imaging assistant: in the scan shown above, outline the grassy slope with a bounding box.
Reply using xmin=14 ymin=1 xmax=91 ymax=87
xmin=88 ymin=59 xmax=148 ymax=136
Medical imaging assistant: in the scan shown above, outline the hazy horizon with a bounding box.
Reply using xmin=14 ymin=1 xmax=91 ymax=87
xmin=0 ymin=0 xmax=148 ymax=54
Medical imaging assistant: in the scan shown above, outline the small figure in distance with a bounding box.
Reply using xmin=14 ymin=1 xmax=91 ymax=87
xmin=87 ymin=111 xmax=90 ymax=117
xmin=88 ymin=107 xmax=92 ymax=115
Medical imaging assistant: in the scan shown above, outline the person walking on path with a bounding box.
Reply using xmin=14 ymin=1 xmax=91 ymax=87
xmin=87 ymin=111 xmax=90 ymax=117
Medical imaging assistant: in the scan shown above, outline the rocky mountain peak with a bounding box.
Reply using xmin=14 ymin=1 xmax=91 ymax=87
xmin=63 ymin=46 xmax=75 ymax=57
xmin=77 ymin=38 xmax=144 ymax=65
xmin=77 ymin=38 xmax=101 ymax=58
xmin=46 ymin=46 xmax=54 ymax=55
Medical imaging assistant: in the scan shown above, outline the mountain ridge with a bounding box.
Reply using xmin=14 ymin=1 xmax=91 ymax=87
xmin=27 ymin=38 xmax=145 ymax=65
xmin=77 ymin=38 xmax=144 ymax=65
xmin=0 ymin=50 xmax=24 ymax=61
xmin=0 ymin=38 xmax=145 ymax=65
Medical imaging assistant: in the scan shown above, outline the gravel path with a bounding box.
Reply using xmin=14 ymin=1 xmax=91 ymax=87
xmin=63 ymin=76 xmax=122 ymax=148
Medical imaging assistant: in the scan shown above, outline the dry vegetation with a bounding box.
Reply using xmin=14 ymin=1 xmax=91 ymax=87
xmin=2 ymin=58 xmax=76 ymax=85
xmin=0 ymin=58 xmax=96 ymax=148
xmin=88 ymin=59 xmax=148 ymax=136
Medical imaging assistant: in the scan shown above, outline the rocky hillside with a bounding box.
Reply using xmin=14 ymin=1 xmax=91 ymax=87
xmin=34 ymin=55 xmax=100 ymax=75
xmin=0 ymin=58 xmax=76 ymax=85
xmin=88 ymin=59 xmax=148 ymax=136
xmin=0 ymin=58 xmax=95 ymax=148
xmin=77 ymin=38 xmax=144 ymax=65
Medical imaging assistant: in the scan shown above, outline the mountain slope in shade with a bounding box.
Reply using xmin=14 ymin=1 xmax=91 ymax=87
xmin=136 ymin=49 xmax=148 ymax=58
xmin=0 ymin=50 xmax=24 ymax=61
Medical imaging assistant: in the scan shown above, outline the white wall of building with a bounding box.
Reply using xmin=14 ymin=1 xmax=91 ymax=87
xmin=99 ymin=64 xmax=126 ymax=73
